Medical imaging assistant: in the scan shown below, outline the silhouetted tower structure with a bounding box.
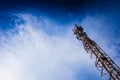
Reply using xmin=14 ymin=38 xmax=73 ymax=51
xmin=73 ymin=24 xmax=120 ymax=80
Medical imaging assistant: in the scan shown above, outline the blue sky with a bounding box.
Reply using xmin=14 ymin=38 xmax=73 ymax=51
xmin=0 ymin=0 xmax=120 ymax=80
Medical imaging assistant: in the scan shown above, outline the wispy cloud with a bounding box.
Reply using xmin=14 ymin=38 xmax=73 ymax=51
xmin=0 ymin=13 xmax=101 ymax=80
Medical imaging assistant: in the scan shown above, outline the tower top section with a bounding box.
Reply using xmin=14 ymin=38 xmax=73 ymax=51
xmin=72 ymin=24 xmax=87 ymax=41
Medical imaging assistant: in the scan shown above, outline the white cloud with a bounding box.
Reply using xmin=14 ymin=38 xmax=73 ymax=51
xmin=0 ymin=13 xmax=101 ymax=80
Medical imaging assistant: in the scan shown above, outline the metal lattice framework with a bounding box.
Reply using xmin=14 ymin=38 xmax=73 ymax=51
xmin=73 ymin=24 xmax=120 ymax=80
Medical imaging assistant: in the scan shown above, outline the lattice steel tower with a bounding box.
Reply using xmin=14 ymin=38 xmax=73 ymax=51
xmin=73 ymin=24 xmax=120 ymax=80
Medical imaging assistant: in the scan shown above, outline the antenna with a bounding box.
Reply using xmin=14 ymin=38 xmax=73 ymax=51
xmin=73 ymin=24 xmax=120 ymax=80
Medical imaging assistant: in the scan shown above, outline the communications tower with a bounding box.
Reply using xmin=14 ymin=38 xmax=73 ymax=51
xmin=73 ymin=24 xmax=120 ymax=80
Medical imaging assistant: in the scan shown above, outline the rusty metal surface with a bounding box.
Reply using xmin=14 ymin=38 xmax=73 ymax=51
xmin=73 ymin=24 xmax=120 ymax=80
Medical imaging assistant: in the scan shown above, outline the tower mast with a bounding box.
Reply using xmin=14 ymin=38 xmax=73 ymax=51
xmin=73 ymin=24 xmax=120 ymax=80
